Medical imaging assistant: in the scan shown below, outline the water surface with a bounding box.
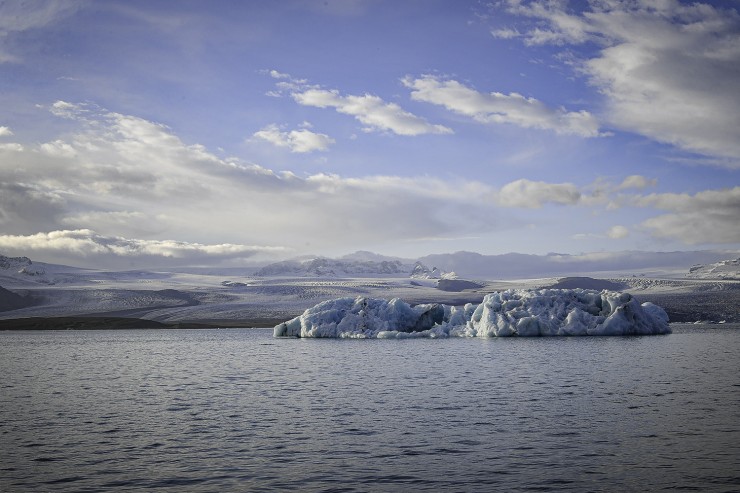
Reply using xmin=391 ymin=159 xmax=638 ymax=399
xmin=1 ymin=324 xmax=738 ymax=492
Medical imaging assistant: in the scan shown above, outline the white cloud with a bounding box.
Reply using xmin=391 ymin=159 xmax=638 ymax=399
xmin=269 ymin=69 xmax=291 ymax=79
xmin=638 ymin=187 xmax=740 ymax=244
xmin=0 ymin=142 xmax=23 ymax=152
xmin=403 ymin=75 xmax=602 ymax=137
xmin=60 ymin=211 xmax=167 ymax=237
xmin=0 ymin=126 xmax=13 ymax=137
xmin=263 ymin=70 xmax=452 ymax=137
xmin=40 ymin=139 xmax=77 ymax=158
xmin=607 ymin=225 xmax=629 ymax=239
xmin=0 ymin=229 xmax=288 ymax=267
xmin=252 ymin=124 xmax=335 ymax=153
xmin=491 ymin=27 xmax=520 ymax=39
xmin=293 ymin=88 xmax=453 ymax=136
xmin=505 ymin=0 xmax=590 ymax=46
xmin=49 ymin=100 xmax=88 ymax=119
xmin=0 ymin=101 xmax=501 ymax=265
xmin=11 ymin=98 xmax=725 ymax=267
xmin=617 ymin=175 xmax=657 ymax=190
xmin=498 ymin=178 xmax=581 ymax=208
xmin=497 ymin=0 xmax=740 ymax=162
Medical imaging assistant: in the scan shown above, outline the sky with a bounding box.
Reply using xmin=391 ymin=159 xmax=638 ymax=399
xmin=0 ymin=0 xmax=738 ymax=269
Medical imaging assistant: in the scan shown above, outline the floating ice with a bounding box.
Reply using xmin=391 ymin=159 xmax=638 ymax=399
xmin=273 ymin=289 xmax=671 ymax=338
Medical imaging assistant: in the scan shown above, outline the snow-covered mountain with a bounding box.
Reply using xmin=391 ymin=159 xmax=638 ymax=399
xmin=687 ymin=257 xmax=740 ymax=280
xmin=0 ymin=255 xmax=37 ymax=273
xmin=0 ymin=255 xmax=54 ymax=284
xmin=0 ymin=254 xmax=104 ymax=286
xmin=409 ymin=261 xmax=457 ymax=280
xmin=254 ymin=257 xmax=411 ymax=277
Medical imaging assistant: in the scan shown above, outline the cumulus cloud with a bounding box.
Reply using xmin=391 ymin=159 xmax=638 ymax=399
xmin=497 ymin=178 xmax=581 ymax=208
xmin=495 ymin=0 xmax=740 ymax=162
xmin=293 ymin=88 xmax=453 ymax=136
xmin=252 ymin=124 xmax=335 ymax=153
xmin=403 ymin=75 xmax=602 ymax=137
xmin=50 ymin=100 xmax=82 ymax=118
xmin=637 ymin=187 xmax=740 ymax=244
xmin=40 ymin=139 xmax=77 ymax=158
xmin=0 ymin=126 xmax=13 ymax=136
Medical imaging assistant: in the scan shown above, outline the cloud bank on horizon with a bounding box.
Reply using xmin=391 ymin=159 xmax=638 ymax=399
xmin=0 ymin=0 xmax=738 ymax=269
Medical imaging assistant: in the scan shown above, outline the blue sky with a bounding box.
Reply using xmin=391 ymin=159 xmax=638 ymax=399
xmin=0 ymin=0 xmax=738 ymax=268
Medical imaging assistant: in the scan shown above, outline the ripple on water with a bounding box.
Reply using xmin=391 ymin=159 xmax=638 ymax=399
xmin=0 ymin=326 xmax=739 ymax=492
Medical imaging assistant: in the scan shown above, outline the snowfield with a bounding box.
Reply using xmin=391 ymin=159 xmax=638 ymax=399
xmin=687 ymin=257 xmax=740 ymax=280
xmin=273 ymin=289 xmax=671 ymax=338
xmin=1 ymin=254 xmax=739 ymax=326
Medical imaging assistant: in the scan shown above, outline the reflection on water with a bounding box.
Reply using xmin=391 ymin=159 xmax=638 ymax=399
xmin=1 ymin=324 xmax=739 ymax=492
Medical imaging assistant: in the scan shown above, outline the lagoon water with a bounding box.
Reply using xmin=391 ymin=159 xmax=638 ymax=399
xmin=1 ymin=325 xmax=739 ymax=492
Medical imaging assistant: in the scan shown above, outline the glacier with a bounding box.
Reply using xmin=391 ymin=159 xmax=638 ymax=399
xmin=273 ymin=289 xmax=670 ymax=338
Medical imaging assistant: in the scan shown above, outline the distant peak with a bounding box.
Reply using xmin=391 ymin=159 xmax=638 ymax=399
xmin=0 ymin=255 xmax=32 ymax=270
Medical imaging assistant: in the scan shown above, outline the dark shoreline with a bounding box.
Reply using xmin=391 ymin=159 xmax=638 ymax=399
xmin=0 ymin=316 xmax=287 ymax=330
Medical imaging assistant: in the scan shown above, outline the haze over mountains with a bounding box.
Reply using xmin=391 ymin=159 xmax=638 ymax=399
xmin=2 ymin=249 xmax=740 ymax=284
xmin=254 ymin=249 xmax=739 ymax=280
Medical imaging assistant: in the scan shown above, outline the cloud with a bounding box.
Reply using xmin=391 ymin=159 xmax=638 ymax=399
xmin=617 ymin=175 xmax=657 ymax=190
xmin=491 ymin=27 xmax=520 ymax=39
xmin=252 ymin=124 xmax=335 ymax=153
xmin=0 ymin=126 xmax=13 ymax=137
xmin=292 ymin=88 xmax=453 ymax=136
xmin=573 ymin=225 xmax=629 ymax=241
xmin=0 ymin=181 xmax=68 ymax=234
xmin=60 ymin=211 xmax=167 ymax=237
xmin=40 ymin=139 xmax=77 ymax=158
xmin=0 ymin=143 xmax=23 ymax=152
xmin=637 ymin=187 xmax=740 ymax=244
xmin=0 ymin=0 xmax=83 ymax=63
xmin=263 ymin=70 xmax=452 ymax=136
xmin=0 ymin=101 xmax=502 ymax=265
xmin=497 ymin=178 xmax=581 ymax=208
xmin=49 ymin=100 xmax=89 ymax=119
xmin=607 ymin=225 xmax=629 ymax=239
xmin=9 ymin=98 xmax=722 ymax=267
xmin=268 ymin=69 xmax=291 ymax=79
xmin=403 ymin=75 xmax=602 ymax=137
xmin=495 ymin=0 xmax=740 ymax=162
xmin=504 ymin=0 xmax=591 ymax=46
xmin=0 ymin=229 xmax=288 ymax=268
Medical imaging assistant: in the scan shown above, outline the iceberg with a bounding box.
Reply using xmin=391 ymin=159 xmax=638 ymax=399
xmin=273 ymin=289 xmax=671 ymax=338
